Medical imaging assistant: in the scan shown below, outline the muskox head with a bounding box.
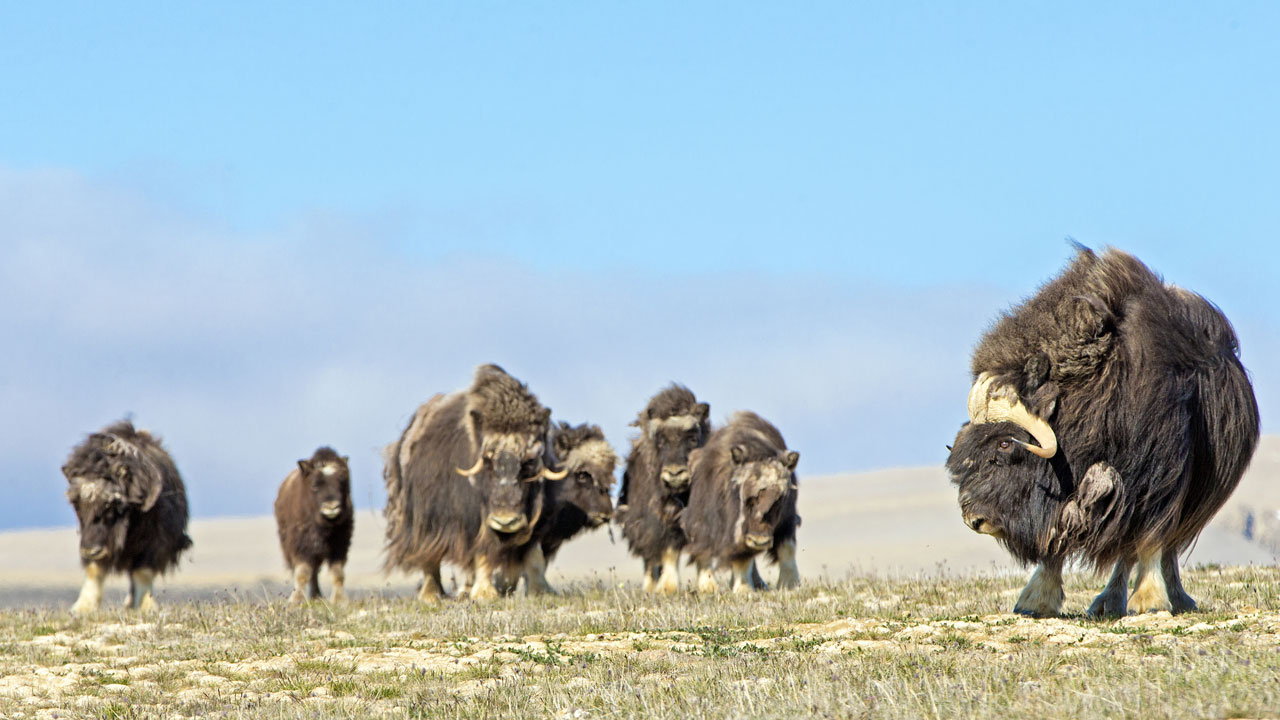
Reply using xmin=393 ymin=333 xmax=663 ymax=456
xmin=454 ymin=365 xmax=563 ymax=538
xmin=551 ymin=422 xmax=618 ymax=528
xmin=946 ymin=371 xmax=1064 ymax=563
xmin=297 ymin=447 xmax=351 ymax=524
xmin=63 ymin=426 xmax=163 ymax=564
xmin=727 ymin=442 xmax=799 ymax=552
xmin=636 ymin=385 xmax=710 ymax=492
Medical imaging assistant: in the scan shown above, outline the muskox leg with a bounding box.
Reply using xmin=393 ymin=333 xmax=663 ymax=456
xmin=329 ymin=561 xmax=346 ymax=604
xmin=1127 ymin=549 xmax=1173 ymax=615
xmin=749 ymin=560 xmax=769 ymax=591
xmin=730 ymin=557 xmax=756 ymax=593
xmin=523 ymin=545 xmax=555 ymax=596
xmin=695 ymin=561 xmax=719 ymax=594
xmin=71 ymin=561 xmax=106 ymax=616
xmin=775 ymin=538 xmax=800 ymax=590
xmin=290 ymin=563 xmax=315 ymax=604
xmin=641 ymin=561 xmax=658 ymax=593
xmin=655 ymin=546 xmax=681 ymax=595
xmin=1013 ymin=558 xmax=1065 ymax=617
xmin=469 ymin=555 xmax=500 ymax=602
xmin=1086 ymin=557 xmax=1133 ymax=619
xmin=1161 ymin=548 xmax=1197 ymax=614
xmin=129 ymin=568 xmax=157 ymax=612
xmin=417 ymin=564 xmax=445 ymax=603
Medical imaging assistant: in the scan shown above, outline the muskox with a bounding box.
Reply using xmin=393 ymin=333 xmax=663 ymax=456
xmin=383 ymin=364 xmax=565 ymax=602
xmin=681 ymin=411 xmax=800 ymax=593
xmin=947 ymin=247 xmax=1259 ymax=617
xmin=62 ymin=420 xmax=192 ymax=615
xmin=616 ymin=385 xmax=710 ymax=594
xmin=521 ymin=422 xmax=618 ymax=594
xmin=274 ymin=447 xmax=353 ymax=604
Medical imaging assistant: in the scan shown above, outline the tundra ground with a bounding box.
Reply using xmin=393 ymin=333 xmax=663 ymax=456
xmin=1 ymin=566 xmax=1278 ymax=719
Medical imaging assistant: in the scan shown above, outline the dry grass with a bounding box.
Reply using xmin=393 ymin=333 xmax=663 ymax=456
xmin=1 ymin=565 xmax=1279 ymax=719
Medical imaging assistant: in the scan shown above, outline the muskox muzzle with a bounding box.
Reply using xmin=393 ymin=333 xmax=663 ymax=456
xmin=744 ymin=534 xmax=774 ymax=551
xmin=588 ymin=511 xmax=612 ymax=527
xmin=660 ymin=465 xmax=690 ymax=490
xmin=319 ymin=502 xmax=344 ymax=520
xmin=487 ymin=512 xmax=529 ymax=534
xmin=961 ymin=511 xmax=1006 ymax=539
xmin=80 ymin=545 xmax=110 ymax=561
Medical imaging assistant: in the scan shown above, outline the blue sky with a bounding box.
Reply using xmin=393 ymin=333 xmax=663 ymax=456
xmin=3 ymin=3 xmax=1279 ymax=530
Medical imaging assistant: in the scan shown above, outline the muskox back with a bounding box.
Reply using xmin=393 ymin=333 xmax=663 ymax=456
xmin=63 ymin=419 xmax=191 ymax=613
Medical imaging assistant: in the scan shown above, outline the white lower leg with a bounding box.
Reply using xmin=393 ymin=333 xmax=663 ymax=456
xmin=290 ymin=563 xmax=314 ymax=604
xmin=730 ymin=557 xmax=755 ymax=593
xmin=775 ymin=539 xmax=800 ymax=589
xmin=418 ymin=565 xmax=444 ymax=603
xmin=1013 ymin=559 xmax=1065 ymax=617
xmin=1128 ymin=550 xmax=1172 ymax=614
xmin=329 ymin=561 xmax=346 ymax=603
xmin=130 ymin=568 xmax=156 ymax=612
xmin=696 ymin=562 xmax=719 ymax=594
xmin=656 ymin=546 xmax=681 ymax=594
xmin=523 ymin=545 xmax=554 ymax=596
xmin=71 ymin=562 xmax=105 ymax=616
xmin=469 ymin=556 xmax=499 ymax=602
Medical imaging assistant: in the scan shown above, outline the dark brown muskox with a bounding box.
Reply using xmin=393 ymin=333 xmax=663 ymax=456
xmin=383 ymin=364 xmax=565 ymax=602
xmin=274 ymin=447 xmax=353 ymax=603
xmin=947 ymin=247 xmax=1259 ymax=617
xmin=521 ymin=421 xmax=618 ymax=594
xmin=681 ymin=411 xmax=800 ymax=593
xmin=62 ymin=420 xmax=192 ymax=615
xmin=616 ymin=385 xmax=709 ymax=594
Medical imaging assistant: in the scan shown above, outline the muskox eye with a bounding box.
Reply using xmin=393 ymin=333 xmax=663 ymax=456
xmin=998 ymin=439 xmax=1012 ymax=451
xmin=576 ymin=470 xmax=592 ymax=484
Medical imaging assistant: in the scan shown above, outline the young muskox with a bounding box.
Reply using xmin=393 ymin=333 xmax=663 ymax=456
xmin=616 ymin=385 xmax=709 ymax=594
xmin=682 ymin=412 xmax=800 ymax=593
xmin=947 ymin=247 xmax=1259 ymax=617
xmin=273 ymin=447 xmax=353 ymax=603
xmin=521 ymin=422 xmax=618 ymax=594
xmin=383 ymin=364 xmax=565 ymax=602
xmin=62 ymin=420 xmax=192 ymax=615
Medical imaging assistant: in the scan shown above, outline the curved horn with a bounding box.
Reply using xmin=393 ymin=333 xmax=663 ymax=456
xmin=967 ymin=373 xmax=1058 ymax=459
xmin=540 ymin=466 xmax=569 ymax=481
xmin=454 ymin=454 xmax=484 ymax=477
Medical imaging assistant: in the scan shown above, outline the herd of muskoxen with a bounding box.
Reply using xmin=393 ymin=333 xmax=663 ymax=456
xmin=58 ymin=247 xmax=1262 ymax=619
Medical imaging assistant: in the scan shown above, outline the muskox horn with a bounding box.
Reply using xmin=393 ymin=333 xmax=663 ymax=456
xmin=455 ymin=454 xmax=485 ymax=477
xmin=540 ymin=466 xmax=568 ymax=481
xmin=967 ymin=373 xmax=1058 ymax=459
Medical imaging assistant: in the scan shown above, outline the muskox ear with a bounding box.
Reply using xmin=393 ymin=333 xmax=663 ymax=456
xmin=730 ymin=445 xmax=748 ymax=464
xmin=297 ymin=459 xmax=313 ymax=477
xmin=695 ymin=403 xmax=710 ymax=421
xmin=553 ymin=430 xmax=574 ymax=459
xmin=61 ymin=464 xmax=72 ymax=481
xmin=783 ymin=451 xmax=800 ymax=470
xmin=340 ymin=456 xmax=350 ymax=466
xmin=1023 ymin=353 xmax=1050 ymax=393
xmin=469 ymin=409 xmax=484 ymax=437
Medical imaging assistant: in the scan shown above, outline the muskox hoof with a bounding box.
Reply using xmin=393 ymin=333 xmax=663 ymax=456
xmin=137 ymin=595 xmax=158 ymax=614
xmin=775 ymin=572 xmax=800 ymax=591
xmin=330 ymin=589 xmax=347 ymax=605
xmin=1126 ymin=586 xmax=1173 ymax=615
xmin=1167 ymin=589 xmax=1197 ymax=614
xmin=288 ymin=590 xmax=306 ymax=605
xmin=697 ymin=574 xmax=720 ymax=595
xmin=655 ymin=574 xmax=680 ymax=596
xmin=70 ymin=599 xmax=99 ymax=617
xmin=1086 ymin=589 xmax=1127 ymax=619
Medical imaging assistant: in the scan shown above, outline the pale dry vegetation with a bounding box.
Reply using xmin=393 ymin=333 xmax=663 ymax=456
xmin=1 ymin=566 xmax=1279 ymax=719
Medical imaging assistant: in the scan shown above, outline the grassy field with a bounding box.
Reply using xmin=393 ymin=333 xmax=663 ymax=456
xmin=1 ymin=566 xmax=1279 ymax=719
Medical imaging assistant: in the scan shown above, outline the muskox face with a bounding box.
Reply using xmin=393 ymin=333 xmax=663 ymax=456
xmin=646 ymin=403 xmax=710 ymax=492
xmin=458 ymin=408 xmax=563 ymax=538
xmin=730 ymin=446 xmax=799 ymax=552
xmin=557 ymin=441 xmax=617 ymax=528
xmin=946 ymin=421 xmax=1059 ymax=563
xmin=62 ymin=434 xmax=162 ymax=563
xmin=297 ymin=453 xmax=351 ymax=523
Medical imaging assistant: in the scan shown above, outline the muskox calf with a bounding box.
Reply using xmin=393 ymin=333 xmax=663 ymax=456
xmin=617 ymin=385 xmax=709 ymax=594
xmin=948 ymin=247 xmax=1259 ymax=617
xmin=682 ymin=412 xmax=800 ymax=593
xmin=274 ymin=447 xmax=353 ymax=603
xmin=383 ymin=364 xmax=565 ymax=602
xmin=62 ymin=420 xmax=192 ymax=615
xmin=522 ymin=422 xmax=618 ymax=594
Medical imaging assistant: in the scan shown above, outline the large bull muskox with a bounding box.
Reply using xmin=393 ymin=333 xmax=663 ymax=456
xmin=521 ymin=421 xmax=618 ymax=594
xmin=947 ymin=247 xmax=1259 ymax=617
xmin=616 ymin=385 xmax=710 ymax=594
xmin=274 ymin=447 xmax=353 ymax=604
xmin=62 ymin=420 xmax=192 ymax=615
xmin=383 ymin=364 xmax=565 ymax=602
xmin=681 ymin=411 xmax=800 ymax=593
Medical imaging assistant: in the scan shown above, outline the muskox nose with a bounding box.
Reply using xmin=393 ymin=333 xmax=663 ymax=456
xmin=660 ymin=466 xmax=690 ymax=489
xmin=81 ymin=545 xmax=109 ymax=561
xmin=744 ymin=534 xmax=773 ymax=551
xmin=962 ymin=512 xmax=1005 ymax=538
xmin=487 ymin=512 xmax=529 ymax=534
xmin=319 ymin=502 xmax=343 ymax=520
xmin=588 ymin=511 xmax=611 ymax=527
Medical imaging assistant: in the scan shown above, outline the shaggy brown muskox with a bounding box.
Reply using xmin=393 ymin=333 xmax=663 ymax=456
xmin=947 ymin=247 xmax=1259 ymax=617
xmin=274 ymin=447 xmax=353 ymax=603
xmin=616 ymin=385 xmax=709 ymax=594
xmin=682 ymin=411 xmax=800 ymax=593
xmin=62 ymin=420 xmax=192 ymax=615
xmin=383 ymin=364 xmax=565 ymax=602
xmin=521 ymin=421 xmax=618 ymax=594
